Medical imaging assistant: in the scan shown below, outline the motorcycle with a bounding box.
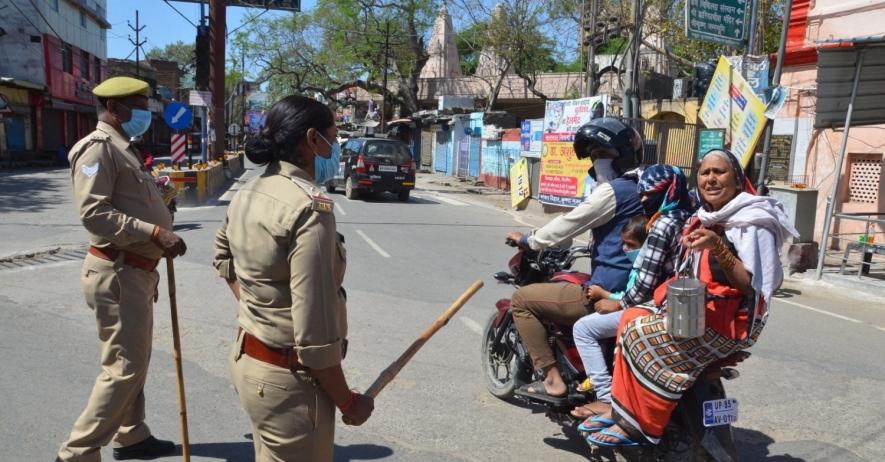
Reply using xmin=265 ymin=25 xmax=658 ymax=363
xmin=483 ymin=244 xmax=748 ymax=461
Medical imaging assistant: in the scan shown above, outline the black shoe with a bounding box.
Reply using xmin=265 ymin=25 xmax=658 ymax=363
xmin=112 ymin=436 xmax=176 ymax=460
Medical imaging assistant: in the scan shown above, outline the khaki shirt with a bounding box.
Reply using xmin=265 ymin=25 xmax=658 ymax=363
xmin=214 ymin=161 xmax=347 ymax=370
xmin=68 ymin=121 xmax=172 ymax=260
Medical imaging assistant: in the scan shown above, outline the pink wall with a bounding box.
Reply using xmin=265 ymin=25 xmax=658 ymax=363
xmin=777 ymin=0 xmax=885 ymax=247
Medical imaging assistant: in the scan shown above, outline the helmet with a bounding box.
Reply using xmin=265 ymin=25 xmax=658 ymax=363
xmin=573 ymin=118 xmax=643 ymax=175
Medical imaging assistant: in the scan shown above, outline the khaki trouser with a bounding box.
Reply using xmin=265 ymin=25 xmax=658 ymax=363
xmin=229 ymin=329 xmax=335 ymax=462
xmin=58 ymin=253 xmax=159 ymax=462
xmin=511 ymin=282 xmax=592 ymax=371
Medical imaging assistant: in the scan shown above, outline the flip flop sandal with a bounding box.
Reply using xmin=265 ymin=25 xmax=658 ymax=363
xmin=518 ymin=380 xmax=567 ymax=399
xmin=577 ymin=415 xmax=615 ymax=433
xmin=587 ymin=428 xmax=641 ymax=447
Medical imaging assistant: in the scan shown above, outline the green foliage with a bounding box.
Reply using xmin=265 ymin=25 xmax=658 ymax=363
xmin=145 ymin=41 xmax=195 ymax=86
xmin=456 ymin=23 xmax=489 ymax=75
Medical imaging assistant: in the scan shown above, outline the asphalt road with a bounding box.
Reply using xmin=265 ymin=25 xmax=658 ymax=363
xmin=1 ymin=164 xmax=884 ymax=462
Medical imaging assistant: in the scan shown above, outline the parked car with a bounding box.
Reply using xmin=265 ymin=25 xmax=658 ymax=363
xmin=327 ymin=137 xmax=416 ymax=201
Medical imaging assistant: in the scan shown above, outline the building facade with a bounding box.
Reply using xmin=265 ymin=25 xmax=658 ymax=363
xmin=0 ymin=0 xmax=110 ymax=162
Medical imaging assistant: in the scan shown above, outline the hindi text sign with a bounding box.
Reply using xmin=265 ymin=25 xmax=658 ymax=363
xmin=685 ymin=0 xmax=748 ymax=47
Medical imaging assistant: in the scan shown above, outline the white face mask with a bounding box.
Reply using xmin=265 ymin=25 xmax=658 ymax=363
xmin=592 ymin=159 xmax=617 ymax=184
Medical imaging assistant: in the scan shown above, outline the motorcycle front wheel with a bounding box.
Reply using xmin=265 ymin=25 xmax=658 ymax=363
xmin=481 ymin=311 xmax=528 ymax=399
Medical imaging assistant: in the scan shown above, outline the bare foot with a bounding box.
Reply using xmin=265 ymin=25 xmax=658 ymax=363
xmin=570 ymin=401 xmax=612 ymax=418
xmin=592 ymin=423 xmax=632 ymax=444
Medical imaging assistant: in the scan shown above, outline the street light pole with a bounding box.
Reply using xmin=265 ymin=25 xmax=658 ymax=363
xmin=586 ymin=0 xmax=599 ymax=97
xmin=756 ymin=0 xmax=793 ymax=191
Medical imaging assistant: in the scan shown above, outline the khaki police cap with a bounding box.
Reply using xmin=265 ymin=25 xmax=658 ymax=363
xmin=92 ymin=76 xmax=150 ymax=98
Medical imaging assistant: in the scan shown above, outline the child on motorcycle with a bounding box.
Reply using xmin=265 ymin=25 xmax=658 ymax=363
xmin=584 ymin=215 xmax=648 ymax=302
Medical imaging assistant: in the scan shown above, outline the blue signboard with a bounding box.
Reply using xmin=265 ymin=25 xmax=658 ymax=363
xmin=163 ymin=102 xmax=193 ymax=130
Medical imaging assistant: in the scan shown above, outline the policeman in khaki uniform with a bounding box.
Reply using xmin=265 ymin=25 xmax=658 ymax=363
xmin=57 ymin=77 xmax=186 ymax=462
xmin=213 ymin=95 xmax=373 ymax=462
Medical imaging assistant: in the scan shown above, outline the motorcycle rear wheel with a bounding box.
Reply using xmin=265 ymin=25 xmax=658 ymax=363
xmin=481 ymin=311 xmax=528 ymax=399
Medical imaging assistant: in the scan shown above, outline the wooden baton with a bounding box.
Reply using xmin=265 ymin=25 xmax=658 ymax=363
xmin=166 ymin=258 xmax=191 ymax=461
xmin=365 ymin=280 xmax=484 ymax=399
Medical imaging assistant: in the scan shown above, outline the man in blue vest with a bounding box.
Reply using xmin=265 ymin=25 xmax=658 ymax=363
xmin=505 ymin=118 xmax=643 ymax=399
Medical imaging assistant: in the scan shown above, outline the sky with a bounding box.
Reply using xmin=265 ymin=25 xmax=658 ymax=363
xmin=105 ymin=0 xmax=315 ymax=70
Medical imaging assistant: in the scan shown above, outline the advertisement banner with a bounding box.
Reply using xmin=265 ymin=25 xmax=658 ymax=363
xmin=520 ymin=119 xmax=544 ymax=154
xmin=510 ymin=157 xmax=531 ymax=208
xmin=538 ymin=141 xmax=593 ymax=207
xmin=538 ymin=96 xmax=607 ymax=206
xmin=543 ymin=96 xmax=607 ymax=135
xmin=699 ymin=56 xmax=767 ymax=167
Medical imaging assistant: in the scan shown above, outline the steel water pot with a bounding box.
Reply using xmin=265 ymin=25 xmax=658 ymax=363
xmin=665 ymin=278 xmax=707 ymax=338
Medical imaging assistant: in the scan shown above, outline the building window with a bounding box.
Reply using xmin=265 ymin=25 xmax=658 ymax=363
xmin=847 ymin=154 xmax=882 ymax=204
xmin=80 ymin=11 xmax=87 ymax=28
xmin=49 ymin=0 xmax=58 ymax=12
xmin=62 ymin=43 xmax=73 ymax=74
xmin=94 ymin=56 xmax=102 ymax=82
xmin=81 ymin=52 xmax=90 ymax=79
xmin=100 ymin=27 xmax=106 ymax=41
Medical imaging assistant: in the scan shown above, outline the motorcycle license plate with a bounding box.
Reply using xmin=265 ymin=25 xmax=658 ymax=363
xmin=702 ymin=398 xmax=738 ymax=427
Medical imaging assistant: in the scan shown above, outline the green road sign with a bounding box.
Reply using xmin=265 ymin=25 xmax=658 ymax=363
xmin=697 ymin=128 xmax=727 ymax=161
xmin=685 ymin=0 xmax=748 ymax=47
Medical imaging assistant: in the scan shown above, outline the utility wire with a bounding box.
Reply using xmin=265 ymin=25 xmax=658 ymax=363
xmin=162 ymin=0 xmax=198 ymax=29
xmin=6 ymin=0 xmax=43 ymax=37
xmin=227 ymin=8 xmax=270 ymax=38
xmin=26 ymin=0 xmax=64 ymax=41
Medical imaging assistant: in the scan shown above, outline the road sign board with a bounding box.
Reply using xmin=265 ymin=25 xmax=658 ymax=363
xmin=696 ymin=128 xmax=726 ymax=161
xmin=171 ymin=134 xmax=187 ymax=163
xmin=685 ymin=0 xmax=748 ymax=47
xmin=163 ymin=102 xmax=193 ymax=130
xmin=189 ymin=90 xmax=212 ymax=107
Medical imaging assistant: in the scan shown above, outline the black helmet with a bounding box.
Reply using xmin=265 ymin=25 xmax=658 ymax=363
xmin=573 ymin=118 xmax=643 ymax=175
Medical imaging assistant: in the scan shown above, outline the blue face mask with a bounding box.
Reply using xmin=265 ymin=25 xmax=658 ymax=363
xmin=120 ymin=105 xmax=152 ymax=138
xmin=625 ymin=249 xmax=640 ymax=263
xmin=314 ymin=133 xmax=340 ymax=186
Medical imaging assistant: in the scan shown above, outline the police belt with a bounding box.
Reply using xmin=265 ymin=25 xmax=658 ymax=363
xmin=89 ymin=246 xmax=159 ymax=272
xmin=240 ymin=328 xmax=309 ymax=372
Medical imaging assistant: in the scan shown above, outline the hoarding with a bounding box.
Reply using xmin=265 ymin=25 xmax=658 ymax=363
xmin=538 ymin=96 xmax=608 ymax=206
xmin=698 ymin=56 xmax=767 ymax=167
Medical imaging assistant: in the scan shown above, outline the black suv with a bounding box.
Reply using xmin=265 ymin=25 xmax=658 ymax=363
xmin=326 ymin=137 xmax=416 ymax=201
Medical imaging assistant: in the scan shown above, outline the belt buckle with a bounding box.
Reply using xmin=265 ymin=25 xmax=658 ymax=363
xmin=285 ymin=348 xmax=300 ymax=373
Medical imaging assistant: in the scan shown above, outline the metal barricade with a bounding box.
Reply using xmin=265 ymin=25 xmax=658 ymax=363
xmin=824 ymin=213 xmax=885 ymax=279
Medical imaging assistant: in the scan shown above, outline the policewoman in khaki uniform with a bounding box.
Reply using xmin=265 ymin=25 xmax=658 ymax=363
xmin=57 ymin=77 xmax=186 ymax=462
xmin=214 ymin=95 xmax=373 ymax=462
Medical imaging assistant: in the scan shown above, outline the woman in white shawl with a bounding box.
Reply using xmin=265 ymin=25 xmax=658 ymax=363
xmin=584 ymin=149 xmax=798 ymax=447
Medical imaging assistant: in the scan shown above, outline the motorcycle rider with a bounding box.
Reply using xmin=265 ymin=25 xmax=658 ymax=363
xmin=505 ymin=118 xmax=643 ymax=399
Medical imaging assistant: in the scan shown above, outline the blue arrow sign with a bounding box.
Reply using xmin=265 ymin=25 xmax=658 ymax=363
xmin=163 ymin=102 xmax=193 ymax=130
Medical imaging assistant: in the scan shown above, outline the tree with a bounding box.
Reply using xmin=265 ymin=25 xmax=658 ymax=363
xmin=232 ymin=0 xmax=436 ymax=119
xmin=145 ymin=41 xmax=195 ymax=86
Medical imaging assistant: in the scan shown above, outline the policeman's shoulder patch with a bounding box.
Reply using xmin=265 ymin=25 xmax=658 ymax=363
xmin=88 ymin=132 xmax=112 ymax=143
xmin=80 ymin=163 xmax=100 ymax=178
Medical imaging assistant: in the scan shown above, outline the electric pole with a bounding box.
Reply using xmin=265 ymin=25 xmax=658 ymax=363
xmin=209 ymin=0 xmax=226 ymax=160
xmin=756 ymin=0 xmax=793 ymax=191
xmin=623 ymin=0 xmax=642 ymax=119
xmin=128 ymin=10 xmax=147 ymax=77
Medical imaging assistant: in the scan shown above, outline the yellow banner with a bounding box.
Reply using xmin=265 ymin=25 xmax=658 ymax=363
xmin=538 ymin=140 xmax=593 ymax=207
xmin=510 ymin=157 xmax=531 ymax=208
xmin=699 ymin=56 xmax=767 ymax=167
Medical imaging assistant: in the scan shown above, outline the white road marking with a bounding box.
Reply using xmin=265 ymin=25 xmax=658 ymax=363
xmin=775 ymin=298 xmax=863 ymax=324
xmin=334 ymin=203 xmax=346 ymax=216
xmin=432 ymin=194 xmax=468 ymax=206
xmin=176 ymin=205 xmax=219 ymax=211
xmin=355 ymin=230 xmax=391 ymax=258
xmin=459 ymin=316 xmax=484 ymax=335
xmin=874 ymin=326 xmax=885 ymax=333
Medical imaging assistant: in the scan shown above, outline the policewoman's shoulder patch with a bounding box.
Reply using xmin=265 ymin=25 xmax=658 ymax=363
xmin=311 ymin=194 xmax=334 ymax=213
